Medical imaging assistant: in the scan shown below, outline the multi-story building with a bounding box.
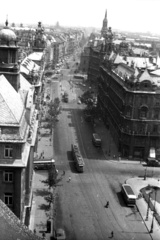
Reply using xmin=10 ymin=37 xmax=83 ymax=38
xmin=79 ymin=45 xmax=91 ymax=73
xmin=98 ymin=52 xmax=160 ymax=160
xmin=0 ymin=20 xmax=38 ymax=225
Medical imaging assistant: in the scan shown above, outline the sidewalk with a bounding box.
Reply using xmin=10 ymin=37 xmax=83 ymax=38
xmin=95 ymin=118 xmax=160 ymax=239
xmin=29 ymin=81 xmax=55 ymax=239
xmin=94 ymin=118 xmax=144 ymax=164
xmin=127 ymin=177 xmax=160 ymax=240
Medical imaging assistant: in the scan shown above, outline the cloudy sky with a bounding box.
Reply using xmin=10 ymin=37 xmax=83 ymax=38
xmin=1 ymin=0 xmax=160 ymax=33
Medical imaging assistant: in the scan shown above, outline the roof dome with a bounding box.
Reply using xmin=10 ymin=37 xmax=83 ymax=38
xmin=0 ymin=20 xmax=17 ymax=46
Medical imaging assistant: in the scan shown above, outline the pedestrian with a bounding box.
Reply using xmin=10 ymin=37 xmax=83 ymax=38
xmin=105 ymin=201 xmax=109 ymax=208
xmin=63 ymin=170 xmax=65 ymax=176
xmin=111 ymin=231 xmax=114 ymax=238
xmin=68 ymin=176 xmax=71 ymax=182
xmin=42 ymin=232 xmax=46 ymax=239
xmin=33 ymin=229 xmax=36 ymax=234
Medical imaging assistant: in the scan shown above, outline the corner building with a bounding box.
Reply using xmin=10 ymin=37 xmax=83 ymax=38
xmin=98 ymin=59 xmax=160 ymax=160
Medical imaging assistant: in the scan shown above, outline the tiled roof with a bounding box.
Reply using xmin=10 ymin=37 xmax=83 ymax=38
xmin=0 ymin=198 xmax=42 ymax=240
xmin=0 ymin=75 xmax=24 ymax=125
xmin=138 ymin=69 xmax=153 ymax=82
xmin=126 ymin=57 xmax=153 ymax=68
xmin=19 ymin=74 xmax=32 ymax=104
xmin=20 ymin=57 xmax=40 ymax=75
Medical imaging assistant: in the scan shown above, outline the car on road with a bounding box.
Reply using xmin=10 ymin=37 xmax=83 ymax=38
xmin=52 ymin=75 xmax=58 ymax=79
xmin=62 ymin=92 xmax=69 ymax=103
xmin=52 ymin=228 xmax=66 ymax=240
xmin=147 ymin=158 xmax=160 ymax=167
xmin=92 ymin=133 xmax=102 ymax=147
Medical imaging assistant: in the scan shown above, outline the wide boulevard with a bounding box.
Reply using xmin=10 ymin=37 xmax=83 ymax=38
xmin=49 ymin=54 xmax=159 ymax=240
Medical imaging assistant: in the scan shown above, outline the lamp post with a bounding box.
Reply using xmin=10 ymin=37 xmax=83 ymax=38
xmin=150 ymin=186 xmax=158 ymax=233
xmin=144 ymin=166 xmax=147 ymax=180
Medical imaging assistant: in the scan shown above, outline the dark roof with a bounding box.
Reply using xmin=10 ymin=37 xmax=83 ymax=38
xmin=0 ymin=199 xmax=42 ymax=240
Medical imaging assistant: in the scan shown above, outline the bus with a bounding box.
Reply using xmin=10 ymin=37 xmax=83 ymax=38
xmin=121 ymin=184 xmax=136 ymax=207
xmin=92 ymin=133 xmax=102 ymax=147
xmin=72 ymin=144 xmax=84 ymax=173
xmin=34 ymin=159 xmax=56 ymax=170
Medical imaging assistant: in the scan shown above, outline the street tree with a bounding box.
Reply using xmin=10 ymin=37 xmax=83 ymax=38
xmin=48 ymin=97 xmax=61 ymax=127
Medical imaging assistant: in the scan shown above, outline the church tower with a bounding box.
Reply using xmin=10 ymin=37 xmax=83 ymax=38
xmin=101 ymin=10 xmax=108 ymax=38
xmin=33 ymin=22 xmax=46 ymax=52
xmin=0 ymin=20 xmax=20 ymax=92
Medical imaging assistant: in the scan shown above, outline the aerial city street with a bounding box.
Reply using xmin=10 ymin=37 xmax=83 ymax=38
xmin=0 ymin=1 xmax=160 ymax=240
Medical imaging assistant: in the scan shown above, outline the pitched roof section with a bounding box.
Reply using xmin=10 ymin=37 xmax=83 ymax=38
xmin=0 ymin=75 xmax=24 ymax=124
xmin=28 ymin=52 xmax=43 ymax=61
xmin=20 ymin=57 xmax=40 ymax=75
xmin=138 ymin=69 xmax=153 ymax=82
xmin=0 ymin=198 xmax=42 ymax=240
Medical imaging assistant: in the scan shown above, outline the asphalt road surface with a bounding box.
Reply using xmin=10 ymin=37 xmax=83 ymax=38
xmin=50 ymin=56 xmax=154 ymax=240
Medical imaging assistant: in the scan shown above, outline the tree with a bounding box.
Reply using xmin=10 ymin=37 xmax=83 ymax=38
xmin=48 ymin=97 xmax=61 ymax=127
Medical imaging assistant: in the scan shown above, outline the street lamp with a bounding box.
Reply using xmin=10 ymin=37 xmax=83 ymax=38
xmin=144 ymin=166 xmax=147 ymax=180
xmin=150 ymin=186 xmax=159 ymax=233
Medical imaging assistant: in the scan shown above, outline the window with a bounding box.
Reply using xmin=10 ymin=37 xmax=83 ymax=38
xmin=126 ymin=106 xmax=131 ymax=117
xmin=4 ymin=171 xmax=13 ymax=182
xmin=4 ymin=193 xmax=13 ymax=206
xmin=153 ymin=110 xmax=159 ymax=120
xmin=139 ymin=106 xmax=148 ymax=119
xmin=153 ymin=125 xmax=158 ymax=133
xmin=4 ymin=145 xmax=13 ymax=158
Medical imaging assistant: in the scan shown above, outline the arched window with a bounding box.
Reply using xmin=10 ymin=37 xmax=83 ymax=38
xmin=139 ymin=106 xmax=148 ymax=119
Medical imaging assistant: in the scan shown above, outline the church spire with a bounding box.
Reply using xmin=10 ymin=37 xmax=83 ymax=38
xmin=105 ymin=9 xmax=107 ymax=19
xmin=5 ymin=15 xmax=9 ymax=28
xmin=101 ymin=9 xmax=108 ymax=38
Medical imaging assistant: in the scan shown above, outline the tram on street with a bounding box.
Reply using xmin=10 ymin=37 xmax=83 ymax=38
xmin=121 ymin=183 xmax=136 ymax=207
xmin=71 ymin=144 xmax=84 ymax=173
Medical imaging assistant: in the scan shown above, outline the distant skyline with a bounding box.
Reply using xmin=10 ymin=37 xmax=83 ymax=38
xmin=1 ymin=0 xmax=160 ymax=34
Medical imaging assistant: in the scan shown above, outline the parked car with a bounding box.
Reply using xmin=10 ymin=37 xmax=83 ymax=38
xmin=52 ymin=228 xmax=66 ymax=240
xmin=147 ymin=158 xmax=160 ymax=167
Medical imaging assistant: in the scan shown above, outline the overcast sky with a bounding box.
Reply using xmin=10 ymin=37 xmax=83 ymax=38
xmin=1 ymin=0 xmax=160 ymax=34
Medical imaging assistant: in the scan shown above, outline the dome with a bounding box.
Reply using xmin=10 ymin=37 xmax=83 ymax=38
xmin=0 ymin=20 xmax=17 ymax=46
xmin=0 ymin=28 xmax=17 ymax=41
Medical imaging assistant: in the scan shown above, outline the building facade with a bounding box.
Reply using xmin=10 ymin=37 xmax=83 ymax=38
xmin=98 ymin=57 xmax=160 ymax=160
xmin=0 ymin=20 xmax=38 ymax=225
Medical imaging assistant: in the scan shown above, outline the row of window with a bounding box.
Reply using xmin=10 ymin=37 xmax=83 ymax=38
xmin=3 ymin=171 xmax=14 ymax=206
xmin=126 ymin=107 xmax=160 ymax=119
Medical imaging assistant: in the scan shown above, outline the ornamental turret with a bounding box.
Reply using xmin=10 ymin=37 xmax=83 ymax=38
xmin=0 ymin=19 xmax=20 ymax=91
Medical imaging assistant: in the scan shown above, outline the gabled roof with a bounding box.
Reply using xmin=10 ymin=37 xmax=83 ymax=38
xmin=138 ymin=69 xmax=153 ymax=82
xmin=0 ymin=75 xmax=24 ymax=125
xmin=114 ymin=54 xmax=124 ymax=64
